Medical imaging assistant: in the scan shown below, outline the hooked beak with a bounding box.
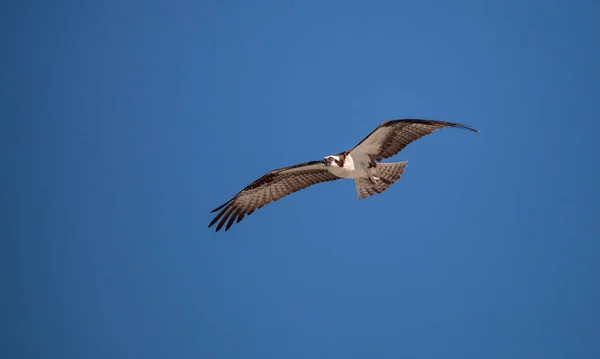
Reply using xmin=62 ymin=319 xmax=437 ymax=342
xmin=322 ymin=158 xmax=329 ymax=166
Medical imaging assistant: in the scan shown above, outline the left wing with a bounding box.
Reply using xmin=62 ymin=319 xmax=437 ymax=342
xmin=349 ymin=119 xmax=479 ymax=162
xmin=209 ymin=161 xmax=341 ymax=232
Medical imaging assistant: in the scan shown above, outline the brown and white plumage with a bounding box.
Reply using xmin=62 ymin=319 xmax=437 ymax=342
xmin=209 ymin=119 xmax=479 ymax=232
xmin=349 ymin=119 xmax=479 ymax=162
xmin=209 ymin=161 xmax=341 ymax=232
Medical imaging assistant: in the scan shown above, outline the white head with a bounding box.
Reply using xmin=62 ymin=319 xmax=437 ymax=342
xmin=322 ymin=155 xmax=340 ymax=167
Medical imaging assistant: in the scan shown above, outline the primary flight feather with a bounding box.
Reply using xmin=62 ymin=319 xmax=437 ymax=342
xmin=209 ymin=119 xmax=479 ymax=232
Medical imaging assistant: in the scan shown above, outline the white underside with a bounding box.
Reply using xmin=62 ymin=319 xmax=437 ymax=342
xmin=326 ymin=152 xmax=374 ymax=179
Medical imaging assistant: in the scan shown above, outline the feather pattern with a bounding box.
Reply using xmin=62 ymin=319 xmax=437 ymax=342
xmin=350 ymin=119 xmax=479 ymax=162
xmin=209 ymin=161 xmax=341 ymax=232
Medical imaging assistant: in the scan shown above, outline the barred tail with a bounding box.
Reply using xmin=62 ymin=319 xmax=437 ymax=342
xmin=355 ymin=161 xmax=407 ymax=200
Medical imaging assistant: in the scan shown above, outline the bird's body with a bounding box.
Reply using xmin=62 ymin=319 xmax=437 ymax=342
xmin=325 ymin=152 xmax=369 ymax=179
xmin=209 ymin=119 xmax=479 ymax=232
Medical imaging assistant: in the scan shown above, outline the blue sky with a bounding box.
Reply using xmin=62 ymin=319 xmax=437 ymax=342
xmin=4 ymin=0 xmax=600 ymax=358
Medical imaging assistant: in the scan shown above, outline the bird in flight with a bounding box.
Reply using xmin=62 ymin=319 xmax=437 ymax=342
xmin=209 ymin=119 xmax=479 ymax=232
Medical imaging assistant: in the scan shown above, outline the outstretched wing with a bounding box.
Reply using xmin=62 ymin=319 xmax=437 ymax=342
xmin=350 ymin=119 xmax=479 ymax=162
xmin=209 ymin=161 xmax=341 ymax=232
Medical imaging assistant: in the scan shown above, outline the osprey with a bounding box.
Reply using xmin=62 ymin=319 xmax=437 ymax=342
xmin=209 ymin=119 xmax=479 ymax=232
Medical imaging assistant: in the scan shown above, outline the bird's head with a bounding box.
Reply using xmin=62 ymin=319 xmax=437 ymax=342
xmin=322 ymin=155 xmax=339 ymax=167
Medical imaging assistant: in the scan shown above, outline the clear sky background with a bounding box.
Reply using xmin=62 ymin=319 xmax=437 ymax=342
xmin=4 ymin=0 xmax=600 ymax=358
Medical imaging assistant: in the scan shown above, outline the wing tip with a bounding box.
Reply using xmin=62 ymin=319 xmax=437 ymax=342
xmin=451 ymin=122 xmax=480 ymax=134
xmin=209 ymin=201 xmax=249 ymax=232
xmin=210 ymin=198 xmax=234 ymax=213
xmin=384 ymin=119 xmax=479 ymax=133
xmin=209 ymin=201 xmax=235 ymax=232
